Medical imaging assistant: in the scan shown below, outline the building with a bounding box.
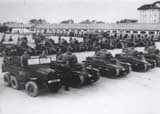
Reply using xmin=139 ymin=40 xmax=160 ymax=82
xmin=138 ymin=1 xmax=160 ymax=23
xmin=35 ymin=23 xmax=160 ymax=37
xmin=3 ymin=23 xmax=160 ymax=40
xmin=116 ymin=19 xmax=138 ymax=23
xmin=5 ymin=23 xmax=33 ymax=34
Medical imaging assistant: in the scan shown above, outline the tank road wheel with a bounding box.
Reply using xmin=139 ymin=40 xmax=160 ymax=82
xmin=10 ymin=76 xmax=20 ymax=90
xmin=25 ymin=81 xmax=39 ymax=97
xmin=3 ymin=73 xmax=11 ymax=86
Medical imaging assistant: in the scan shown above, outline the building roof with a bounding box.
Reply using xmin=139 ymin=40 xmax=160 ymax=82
xmin=2 ymin=23 xmax=160 ymax=31
xmin=138 ymin=1 xmax=160 ymax=10
xmin=5 ymin=23 xmax=33 ymax=28
xmin=36 ymin=23 xmax=160 ymax=31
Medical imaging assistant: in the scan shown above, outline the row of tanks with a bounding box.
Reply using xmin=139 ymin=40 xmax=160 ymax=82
xmin=84 ymin=45 xmax=160 ymax=78
xmin=2 ymin=51 xmax=100 ymax=97
xmin=84 ymin=49 xmax=131 ymax=78
xmin=2 ymin=45 xmax=160 ymax=97
xmin=115 ymin=46 xmax=159 ymax=72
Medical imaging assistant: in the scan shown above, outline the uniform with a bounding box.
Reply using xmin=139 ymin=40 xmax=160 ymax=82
xmin=21 ymin=52 xmax=30 ymax=67
xmin=57 ymin=51 xmax=78 ymax=91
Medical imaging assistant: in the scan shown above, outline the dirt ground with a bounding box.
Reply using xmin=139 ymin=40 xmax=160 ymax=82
xmin=0 ymin=43 xmax=160 ymax=114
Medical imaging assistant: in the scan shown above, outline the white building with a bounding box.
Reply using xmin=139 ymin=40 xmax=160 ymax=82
xmin=138 ymin=1 xmax=160 ymax=23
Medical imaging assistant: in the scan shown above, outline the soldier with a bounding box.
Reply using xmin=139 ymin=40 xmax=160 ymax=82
xmin=58 ymin=49 xmax=78 ymax=91
xmin=145 ymin=45 xmax=158 ymax=55
xmin=23 ymin=36 xmax=28 ymax=46
xmin=58 ymin=49 xmax=78 ymax=66
xmin=123 ymin=46 xmax=137 ymax=56
xmin=56 ymin=48 xmax=63 ymax=61
xmin=2 ymin=51 xmax=7 ymax=63
xmin=58 ymin=36 xmax=62 ymax=44
xmin=8 ymin=36 xmax=13 ymax=42
xmin=95 ymin=49 xmax=113 ymax=60
xmin=39 ymin=50 xmax=47 ymax=58
xmin=129 ymin=47 xmax=137 ymax=55
xmin=21 ymin=51 xmax=30 ymax=67
xmin=17 ymin=37 xmax=21 ymax=47
xmin=94 ymin=46 xmax=101 ymax=56
xmin=1 ymin=34 xmax=5 ymax=43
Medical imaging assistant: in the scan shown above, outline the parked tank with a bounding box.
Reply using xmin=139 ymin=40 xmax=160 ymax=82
xmin=84 ymin=49 xmax=131 ymax=78
xmin=115 ymin=51 xmax=154 ymax=72
xmin=50 ymin=52 xmax=100 ymax=88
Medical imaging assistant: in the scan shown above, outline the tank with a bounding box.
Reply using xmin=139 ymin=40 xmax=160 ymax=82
xmin=50 ymin=53 xmax=100 ymax=88
xmin=115 ymin=52 xmax=154 ymax=72
xmin=84 ymin=50 xmax=131 ymax=78
xmin=143 ymin=53 xmax=160 ymax=67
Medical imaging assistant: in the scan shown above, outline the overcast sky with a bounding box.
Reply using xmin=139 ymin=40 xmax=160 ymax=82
xmin=0 ymin=0 xmax=156 ymax=23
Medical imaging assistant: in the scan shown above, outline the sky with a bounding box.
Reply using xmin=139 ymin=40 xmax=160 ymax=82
xmin=0 ymin=0 xmax=156 ymax=23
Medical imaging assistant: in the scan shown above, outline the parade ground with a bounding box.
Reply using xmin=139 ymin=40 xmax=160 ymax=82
xmin=0 ymin=43 xmax=160 ymax=114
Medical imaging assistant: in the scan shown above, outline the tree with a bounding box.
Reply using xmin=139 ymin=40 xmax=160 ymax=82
xmin=79 ymin=19 xmax=105 ymax=24
xmin=29 ymin=19 xmax=47 ymax=25
xmin=96 ymin=21 xmax=105 ymax=24
xmin=116 ymin=19 xmax=138 ymax=23
xmin=79 ymin=19 xmax=92 ymax=24
xmin=60 ymin=19 xmax=74 ymax=24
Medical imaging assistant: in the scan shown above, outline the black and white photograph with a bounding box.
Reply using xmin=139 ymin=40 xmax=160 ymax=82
xmin=0 ymin=0 xmax=160 ymax=114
